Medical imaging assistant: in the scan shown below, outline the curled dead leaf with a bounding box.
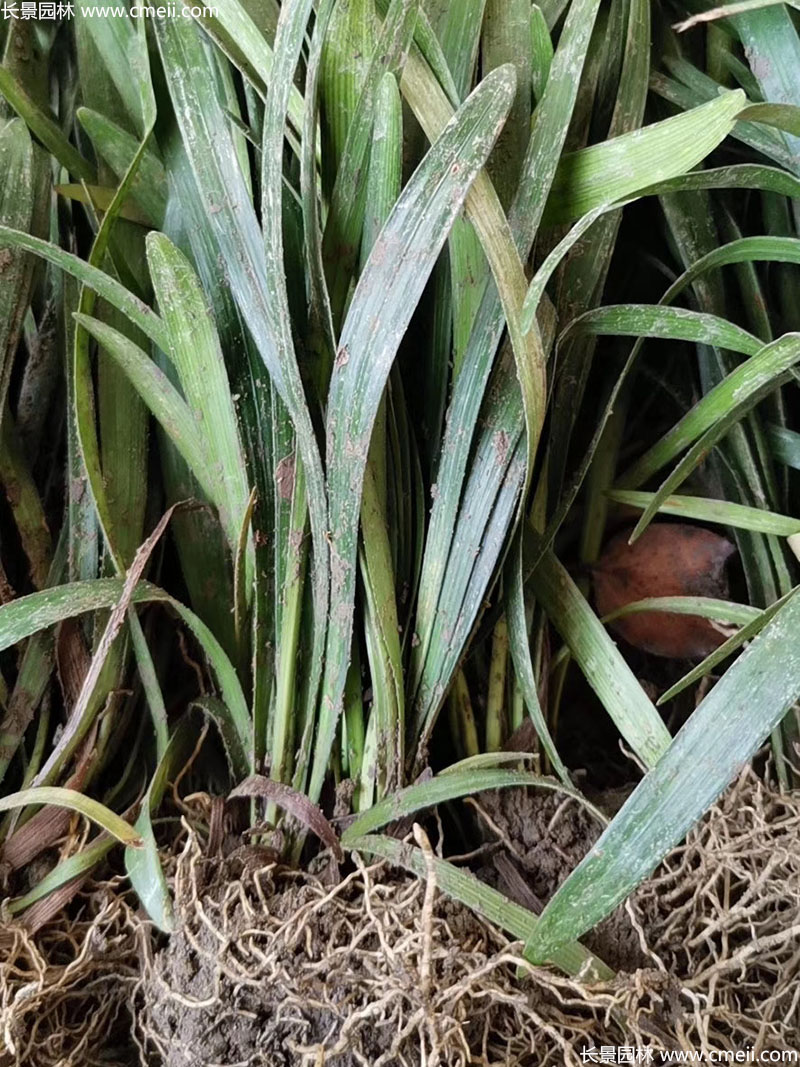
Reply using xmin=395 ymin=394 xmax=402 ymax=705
xmin=228 ymin=775 xmax=343 ymax=862
xmin=593 ymin=523 xmax=736 ymax=659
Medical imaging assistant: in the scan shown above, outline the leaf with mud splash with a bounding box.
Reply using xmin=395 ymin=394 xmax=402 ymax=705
xmin=312 ymin=64 xmax=518 ymax=804
xmin=525 ymin=586 xmax=800 ymax=963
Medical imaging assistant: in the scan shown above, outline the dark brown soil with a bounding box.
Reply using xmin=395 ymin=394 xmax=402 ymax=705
xmin=137 ymin=850 xmax=400 ymax=1066
xmin=471 ymin=786 xmax=647 ymax=973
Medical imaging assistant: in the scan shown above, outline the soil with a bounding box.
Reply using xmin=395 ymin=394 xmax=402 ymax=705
xmin=135 ymin=831 xmax=640 ymax=1066
xmin=137 ymin=847 xmax=400 ymax=1066
xmin=470 ymin=786 xmax=647 ymax=973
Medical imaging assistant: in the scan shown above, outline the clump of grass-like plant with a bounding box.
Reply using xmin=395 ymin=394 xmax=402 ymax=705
xmin=1 ymin=0 xmax=800 ymax=1000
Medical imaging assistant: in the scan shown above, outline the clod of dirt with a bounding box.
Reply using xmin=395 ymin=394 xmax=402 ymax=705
xmin=475 ymin=766 xmax=800 ymax=1052
xmin=134 ymin=835 xmax=647 ymax=1067
xmin=471 ymin=786 xmax=648 ymax=974
xmin=593 ymin=522 xmax=736 ymax=658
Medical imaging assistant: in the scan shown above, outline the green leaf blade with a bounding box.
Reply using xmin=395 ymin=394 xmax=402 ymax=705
xmin=312 ymin=64 xmax=518 ymax=802
xmin=528 ymin=588 xmax=800 ymax=963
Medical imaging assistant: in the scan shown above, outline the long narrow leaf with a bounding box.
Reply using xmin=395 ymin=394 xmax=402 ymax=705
xmin=0 ymin=787 xmax=142 ymax=848
xmin=146 ymin=234 xmax=251 ymax=560
xmin=527 ymin=588 xmax=800 ymax=963
xmin=608 ymin=489 xmax=800 ymax=538
xmin=543 ymin=90 xmax=745 ymax=224
xmin=73 ymin=313 xmax=225 ymax=520
xmin=0 ymin=580 xmax=250 ymax=769
xmin=342 ymin=768 xmax=597 ymax=845
xmin=311 ymin=66 xmax=517 ymax=803
xmin=618 ymin=333 xmax=800 ymax=489
xmin=155 ymin=14 xmax=330 ymax=668
xmin=0 ymin=227 xmax=169 ymax=350
xmin=125 ymin=713 xmax=200 ymax=931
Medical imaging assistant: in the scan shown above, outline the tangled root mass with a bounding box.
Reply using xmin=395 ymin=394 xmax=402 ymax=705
xmin=1 ymin=767 xmax=798 ymax=1066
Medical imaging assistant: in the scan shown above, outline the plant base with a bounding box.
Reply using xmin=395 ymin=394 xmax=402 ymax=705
xmin=2 ymin=767 xmax=798 ymax=1065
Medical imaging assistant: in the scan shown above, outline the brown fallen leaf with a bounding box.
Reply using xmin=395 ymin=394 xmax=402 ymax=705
xmin=592 ymin=522 xmax=736 ymax=659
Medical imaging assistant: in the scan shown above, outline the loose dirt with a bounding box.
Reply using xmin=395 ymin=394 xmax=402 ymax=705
xmin=471 ymin=785 xmax=648 ymax=973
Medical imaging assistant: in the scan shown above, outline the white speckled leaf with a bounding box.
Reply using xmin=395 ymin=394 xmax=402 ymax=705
xmin=309 ymin=65 xmax=517 ymax=804
xmin=527 ymin=588 xmax=800 ymax=963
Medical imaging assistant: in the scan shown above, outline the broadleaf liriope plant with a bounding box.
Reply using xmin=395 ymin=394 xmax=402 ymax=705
xmin=0 ymin=0 xmax=799 ymax=971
